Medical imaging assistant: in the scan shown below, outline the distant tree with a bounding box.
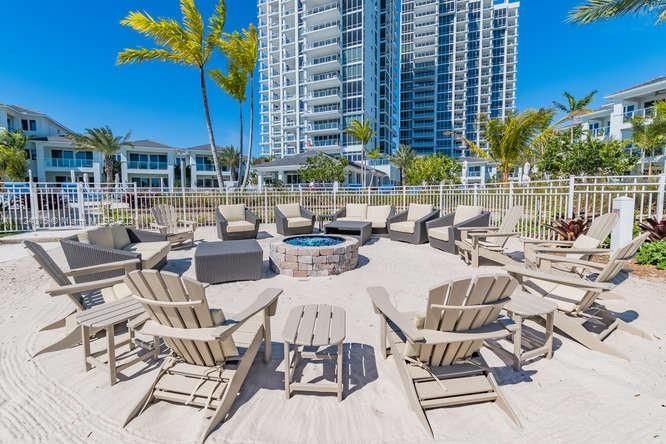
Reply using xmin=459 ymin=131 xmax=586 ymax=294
xmin=630 ymin=101 xmax=666 ymax=175
xmin=405 ymin=153 xmax=460 ymax=185
xmin=252 ymin=155 xmax=274 ymax=165
xmin=366 ymin=147 xmax=383 ymax=186
xmin=66 ymin=127 xmax=132 ymax=182
xmin=344 ymin=119 xmax=374 ymax=186
xmin=569 ymin=0 xmax=666 ymax=25
xmin=0 ymin=129 xmax=28 ymax=181
xmin=217 ymin=145 xmax=242 ymax=181
xmin=389 ymin=144 xmax=416 ymax=186
xmin=300 ymin=153 xmax=347 ymax=183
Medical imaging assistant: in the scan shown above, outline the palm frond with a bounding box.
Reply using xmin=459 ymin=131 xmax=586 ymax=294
xmin=207 ymin=0 xmax=227 ymax=43
xmin=117 ymin=48 xmax=184 ymax=65
xmin=568 ymin=0 xmax=666 ymax=24
xmin=119 ymin=12 xmax=187 ymax=50
xmin=209 ymin=65 xmax=247 ymax=102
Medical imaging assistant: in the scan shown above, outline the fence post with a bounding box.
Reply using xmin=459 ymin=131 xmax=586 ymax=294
xmin=133 ymin=183 xmax=139 ymax=228
xmin=299 ymin=185 xmax=303 ymax=205
xmin=566 ymin=175 xmax=575 ymax=218
xmin=473 ymin=183 xmax=479 ymax=206
xmin=77 ymin=182 xmax=86 ymax=229
xmin=402 ymin=185 xmax=406 ymax=209
xmin=657 ymin=174 xmax=666 ymax=221
xmin=28 ymin=180 xmax=39 ymax=231
xmin=611 ymin=196 xmax=634 ymax=251
xmin=439 ymin=182 xmax=444 ymax=211
xmin=367 ymin=185 xmax=371 ymax=205
xmin=263 ymin=188 xmax=268 ymax=223
xmin=508 ymin=181 xmax=514 ymax=210
xmin=225 ymin=186 xmax=229 ymax=205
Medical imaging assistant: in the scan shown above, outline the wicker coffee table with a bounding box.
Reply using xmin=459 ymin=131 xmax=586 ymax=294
xmin=325 ymin=220 xmax=371 ymax=245
xmin=194 ymin=240 xmax=263 ymax=284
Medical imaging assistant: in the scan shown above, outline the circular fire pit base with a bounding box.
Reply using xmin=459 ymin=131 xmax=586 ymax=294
xmin=269 ymin=235 xmax=359 ymax=277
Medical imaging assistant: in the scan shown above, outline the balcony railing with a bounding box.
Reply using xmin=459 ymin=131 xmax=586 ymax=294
xmin=127 ymin=161 xmax=168 ymax=170
xmin=306 ymin=21 xmax=339 ymax=33
xmin=47 ymin=158 xmax=93 ymax=168
xmin=624 ymin=107 xmax=654 ymax=122
xmin=305 ymin=2 xmax=339 ymax=17
xmin=196 ymin=164 xmax=216 ymax=171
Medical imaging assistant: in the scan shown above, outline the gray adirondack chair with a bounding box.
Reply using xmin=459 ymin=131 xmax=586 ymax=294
xmin=123 ymin=269 xmax=282 ymax=443
xmin=456 ymin=206 xmax=523 ymax=267
xmin=368 ymin=275 xmax=520 ymax=436
xmin=151 ymin=204 xmax=197 ymax=247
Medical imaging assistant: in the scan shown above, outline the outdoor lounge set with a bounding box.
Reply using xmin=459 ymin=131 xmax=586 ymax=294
xmin=24 ymin=199 xmax=654 ymax=441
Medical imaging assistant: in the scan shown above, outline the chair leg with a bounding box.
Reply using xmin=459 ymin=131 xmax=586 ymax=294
xmin=392 ymin=348 xmax=433 ymax=437
xmin=122 ymin=363 xmax=162 ymax=427
xmin=486 ymin=372 xmax=522 ymax=427
xmin=553 ymin=311 xmax=629 ymax=360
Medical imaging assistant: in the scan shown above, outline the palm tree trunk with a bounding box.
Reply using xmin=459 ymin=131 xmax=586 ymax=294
xmin=104 ymin=155 xmax=114 ymax=184
xmin=241 ymin=74 xmax=254 ymax=190
xmin=238 ymin=103 xmax=244 ymax=185
xmin=199 ymin=68 xmax=224 ymax=191
xmin=399 ymin=167 xmax=403 ymax=186
xmin=362 ymin=147 xmax=366 ymax=187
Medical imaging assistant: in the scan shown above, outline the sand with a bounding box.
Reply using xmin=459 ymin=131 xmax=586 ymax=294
xmin=0 ymin=225 xmax=665 ymax=443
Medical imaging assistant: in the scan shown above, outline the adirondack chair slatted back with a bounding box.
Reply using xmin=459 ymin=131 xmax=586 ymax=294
xmin=595 ymin=233 xmax=650 ymax=284
xmin=587 ymin=212 xmax=618 ymax=242
xmin=151 ymin=205 xmax=179 ymax=234
xmin=492 ymin=206 xmax=523 ymax=247
xmin=418 ymin=275 xmax=516 ymax=367
xmin=124 ymin=270 xmax=237 ymax=366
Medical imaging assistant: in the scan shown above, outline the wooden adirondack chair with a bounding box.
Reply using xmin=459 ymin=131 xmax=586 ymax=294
xmin=123 ymin=269 xmax=281 ymax=443
xmin=368 ymin=275 xmax=520 ymax=436
xmin=505 ymin=233 xmax=651 ymax=360
xmin=25 ymin=240 xmax=141 ymax=356
xmin=456 ymin=206 xmax=523 ymax=267
xmin=150 ymin=204 xmax=197 ymax=247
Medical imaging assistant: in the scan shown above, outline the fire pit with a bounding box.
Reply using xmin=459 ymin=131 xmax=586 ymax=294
xmin=269 ymin=235 xmax=359 ymax=277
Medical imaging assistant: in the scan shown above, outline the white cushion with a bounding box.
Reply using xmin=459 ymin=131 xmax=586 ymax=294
xmin=367 ymin=205 xmax=392 ymax=228
xmin=407 ymin=204 xmax=433 ymax=221
xmin=101 ymin=282 xmax=133 ymax=303
xmin=453 ymin=205 xmax=483 ymax=225
xmin=83 ymin=227 xmax=115 ymax=249
xmin=219 ymin=204 xmax=245 ymax=222
xmin=123 ymin=241 xmax=170 ymax=269
xmin=428 ymin=226 xmax=450 ymax=241
xmin=226 ymin=220 xmax=256 ymax=233
xmin=390 ymin=221 xmax=416 ymax=233
xmin=287 ymin=216 xmax=312 ymax=228
xmin=277 ymin=203 xmax=301 ymax=218
xmin=337 ymin=217 xmax=366 ymax=223
xmin=345 ymin=203 xmax=367 ymax=220
xmin=110 ymin=224 xmax=131 ymax=250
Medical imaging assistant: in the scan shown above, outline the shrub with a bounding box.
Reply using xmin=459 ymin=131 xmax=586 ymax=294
xmin=544 ymin=213 xmax=592 ymax=240
xmin=635 ymin=241 xmax=666 ymax=270
xmin=638 ymin=217 xmax=666 ymax=242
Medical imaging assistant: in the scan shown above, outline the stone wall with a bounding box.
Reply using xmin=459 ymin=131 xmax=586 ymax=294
xmin=269 ymin=236 xmax=359 ymax=277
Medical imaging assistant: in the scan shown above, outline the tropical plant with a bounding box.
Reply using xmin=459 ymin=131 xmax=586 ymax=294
xmin=66 ymin=127 xmax=132 ymax=182
xmin=630 ymin=101 xmax=666 ymax=175
xmin=389 ymin=144 xmax=416 ymax=186
xmin=569 ymin=0 xmax=666 ymax=25
xmin=405 ymin=153 xmax=460 ymax=185
xmin=344 ymin=119 xmax=374 ymax=186
xmin=117 ymin=0 xmax=228 ymax=190
xmin=462 ymin=109 xmax=554 ymax=182
xmin=217 ymin=145 xmax=241 ymax=181
xmin=300 ymin=153 xmax=347 ymax=183
xmin=366 ymin=147 xmax=383 ymax=187
xmin=545 ymin=213 xmax=593 ymax=241
xmin=553 ymin=90 xmax=597 ymax=123
xmin=635 ymin=241 xmax=666 ymax=269
xmin=0 ymin=129 xmax=29 ymax=181
xmin=639 ymin=217 xmax=666 ymax=241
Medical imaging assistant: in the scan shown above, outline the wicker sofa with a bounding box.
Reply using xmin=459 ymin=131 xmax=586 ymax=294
xmin=275 ymin=203 xmax=315 ymax=235
xmin=60 ymin=225 xmax=169 ymax=282
xmin=426 ymin=205 xmax=491 ymax=254
xmin=387 ymin=204 xmax=440 ymax=244
xmin=216 ymin=204 xmax=261 ymax=240
xmin=332 ymin=203 xmax=395 ymax=234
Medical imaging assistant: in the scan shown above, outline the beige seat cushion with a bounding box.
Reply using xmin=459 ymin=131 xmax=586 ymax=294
xmin=407 ymin=204 xmax=433 ymax=221
xmin=453 ymin=205 xmax=483 ymax=225
xmin=123 ymin=241 xmax=170 ymax=269
xmin=287 ymin=216 xmax=312 ymax=228
xmin=100 ymin=282 xmax=133 ymax=303
xmin=428 ymin=226 xmax=450 ymax=241
xmin=390 ymin=221 xmax=416 ymax=233
xmin=82 ymin=226 xmax=115 ymax=249
xmin=367 ymin=205 xmax=392 ymax=228
xmin=226 ymin=220 xmax=256 ymax=233
xmin=336 ymin=216 xmax=369 ymax=223
xmin=219 ymin=204 xmax=245 ymax=222
xmin=278 ymin=203 xmax=301 ymax=218
xmin=345 ymin=203 xmax=367 ymax=220
xmin=110 ymin=224 xmax=131 ymax=249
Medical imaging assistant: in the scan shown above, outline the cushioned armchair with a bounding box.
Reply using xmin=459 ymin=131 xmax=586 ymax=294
xmin=60 ymin=224 xmax=169 ymax=283
xmin=216 ymin=204 xmax=260 ymax=240
xmin=333 ymin=203 xmax=396 ymax=234
xmin=427 ymin=205 xmax=490 ymax=254
xmin=388 ymin=204 xmax=439 ymax=244
xmin=275 ymin=203 xmax=315 ymax=235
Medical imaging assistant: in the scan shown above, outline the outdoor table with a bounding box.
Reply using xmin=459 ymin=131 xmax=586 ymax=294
xmin=282 ymin=304 xmax=346 ymax=401
xmin=317 ymin=213 xmax=335 ymax=231
xmin=324 ymin=220 xmax=372 ymax=245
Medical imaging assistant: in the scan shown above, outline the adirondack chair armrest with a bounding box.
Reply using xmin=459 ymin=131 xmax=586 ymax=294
xmin=504 ymin=265 xmax=614 ymax=290
xmin=225 ymin=288 xmax=283 ymax=323
xmin=521 ymin=238 xmax=574 ymax=247
xmin=534 ymin=254 xmax=608 ymax=270
xmin=461 ymin=226 xmax=500 ymax=233
xmin=531 ymin=247 xmax=611 ymax=255
xmin=64 ymin=258 xmax=141 ymax=278
xmin=47 ymin=275 xmax=127 ymax=296
xmin=419 ymin=321 xmax=516 ymax=345
xmin=367 ymin=286 xmax=426 ymax=343
xmin=468 ymin=231 xmax=520 ymax=239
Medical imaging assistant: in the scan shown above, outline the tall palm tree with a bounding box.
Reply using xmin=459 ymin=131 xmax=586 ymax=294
xmin=389 ymin=144 xmax=416 ymax=186
xmin=344 ymin=119 xmax=375 ymax=186
xmin=462 ymin=109 xmax=554 ymax=182
xmin=569 ymin=0 xmax=666 ymax=24
xmin=217 ymin=25 xmax=259 ymax=190
xmin=0 ymin=129 xmax=29 ymax=181
xmin=217 ymin=145 xmax=242 ymax=182
xmin=553 ymin=90 xmax=597 ymax=123
xmin=66 ymin=127 xmax=133 ymax=182
xmin=630 ymin=101 xmax=666 ymax=175
xmin=366 ymin=147 xmax=383 ymax=187
xmin=117 ymin=0 xmax=227 ymax=190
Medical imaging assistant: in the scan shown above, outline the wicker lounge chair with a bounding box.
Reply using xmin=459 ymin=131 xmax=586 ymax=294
xmin=368 ymin=275 xmax=520 ymax=436
xmin=123 ymin=269 xmax=281 ymax=443
xmin=505 ymin=233 xmax=651 ymax=360
xmin=275 ymin=203 xmax=315 ymax=235
xmin=216 ymin=204 xmax=260 ymax=240
xmin=150 ymin=204 xmax=197 ymax=247
xmin=25 ymin=240 xmax=140 ymax=356
xmin=388 ymin=204 xmax=439 ymax=244
xmin=60 ymin=225 xmax=169 ymax=283
xmin=332 ymin=203 xmax=396 ymax=234
xmin=456 ymin=206 xmax=523 ymax=267
xmin=426 ymin=205 xmax=491 ymax=254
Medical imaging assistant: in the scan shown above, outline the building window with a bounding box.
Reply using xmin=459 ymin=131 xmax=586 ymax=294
xmin=20 ymin=119 xmax=36 ymax=131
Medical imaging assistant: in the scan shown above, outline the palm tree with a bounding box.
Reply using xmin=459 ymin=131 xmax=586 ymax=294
xmin=569 ymin=0 xmax=666 ymax=24
xmin=344 ymin=119 xmax=375 ymax=186
xmin=117 ymin=0 xmax=227 ymax=190
xmin=553 ymin=90 xmax=597 ymax=123
xmin=366 ymin=147 xmax=383 ymax=187
xmin=462 ymin=109 xmax=554 ymax=182
xmin=217 ymin=25 xmax=259 ymax=190
xmin=66 ymin=127 xmax=133 ymax=182
xmin=0 ymin=129 xmax=29 ymax=181
xmin=389 ymin=144 xmax=416 ymax=186
xmin=630 ymin=101 xmax=666 ymax=175
xmin=217 ymin=145 xmax=242 ymax=182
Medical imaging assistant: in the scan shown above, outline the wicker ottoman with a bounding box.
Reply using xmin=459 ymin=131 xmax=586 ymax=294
xmin=194 ymin=240 xmax=263 ymax=284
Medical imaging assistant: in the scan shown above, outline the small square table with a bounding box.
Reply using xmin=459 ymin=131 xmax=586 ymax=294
xmin=194 ymin=240 xmax=263 ymax=284
xmin=325 ymin=220 xmax=372 ymax=245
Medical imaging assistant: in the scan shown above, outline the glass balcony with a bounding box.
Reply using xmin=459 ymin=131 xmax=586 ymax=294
xmin=46 ymin=158 xmax=93 ymax=168
xmin=127 ymin=161 xmax=168 ymax=170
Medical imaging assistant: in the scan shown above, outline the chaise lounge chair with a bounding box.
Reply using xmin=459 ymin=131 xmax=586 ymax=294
xmin=426 ymin=205 xmax=491 ymax=254
xmin=368 ymin=275 xmax=520 ymax=436
xmin=505 ymin=232 xmax=651 ymax=360
xmin=275 ymin=203 xmax=315 ymax=235
xmin=216 ymin=204 xmax=261 ymax=240
xmin=150 ymin=204 xmax=197 ymax=247
xmin=388 ymin=203 xmax=439 ymax=244
xmin=456 ymin=206 xmax=523 ymax=267
xmin=123 ymin=269 xmax=282 ymax=443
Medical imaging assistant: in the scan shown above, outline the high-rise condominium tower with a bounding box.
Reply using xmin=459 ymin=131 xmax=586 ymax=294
xmin=399 ymin=0 xmax=519 ymax=156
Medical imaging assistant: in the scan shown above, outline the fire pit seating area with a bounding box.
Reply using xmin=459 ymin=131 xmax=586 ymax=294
xmin=60 ymin=224 xmax=170 ymax=281
xmin=388 ymin=204 xmax=440 ymax=244
xmin=426 ymin=205 xmax=491 ymax=254
xmin=275 ymin=203 xmax=315 ymax=235
xmin=216 ymin=204 xmax=260 ymax=240
xmin=332 ymin=203 xmax=395 ymax=234
xmin=270 ymin=235 xmax=359 ymax=277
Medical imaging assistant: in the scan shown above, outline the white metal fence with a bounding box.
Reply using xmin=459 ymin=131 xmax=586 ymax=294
xmin=1 ymin=175 xmax=664 ymax=239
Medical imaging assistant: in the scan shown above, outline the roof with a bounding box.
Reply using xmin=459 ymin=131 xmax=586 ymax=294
xmin=131 ymin=139 xmax=172 ymax=149
xmin=255 ymin=150 xmax=387 ymax=176
xmin=1 ymin=103 xmax=71 ymax=133
xmin=606 ymin=76 xmax=666 ymax=99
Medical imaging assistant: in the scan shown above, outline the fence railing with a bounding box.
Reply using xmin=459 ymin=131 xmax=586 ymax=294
xmin=1 ymin=175 xmax=665 ymax=239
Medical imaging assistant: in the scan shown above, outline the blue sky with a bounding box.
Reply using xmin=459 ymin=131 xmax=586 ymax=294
xmin=1 ymin=0 xmax=665 ymax=151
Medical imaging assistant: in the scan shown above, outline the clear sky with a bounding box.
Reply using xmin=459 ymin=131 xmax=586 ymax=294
xmin=1 ymin=0 xmax=665 ymax=151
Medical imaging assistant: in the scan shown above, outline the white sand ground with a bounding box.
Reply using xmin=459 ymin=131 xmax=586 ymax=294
xmin=0 ymin=225 xmax=665 ymax=443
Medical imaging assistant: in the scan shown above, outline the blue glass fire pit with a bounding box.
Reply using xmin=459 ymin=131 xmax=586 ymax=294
xmin=284 ymin=235 xmax=345 ymax=247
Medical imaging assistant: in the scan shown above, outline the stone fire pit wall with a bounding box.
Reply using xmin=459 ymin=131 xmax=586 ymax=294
xmin=269 ymin=236 xmax=360 ymax=277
